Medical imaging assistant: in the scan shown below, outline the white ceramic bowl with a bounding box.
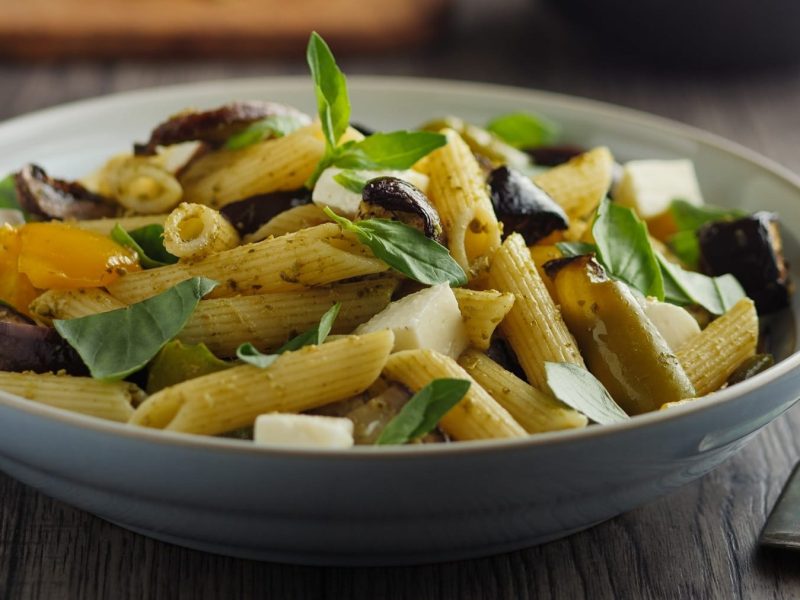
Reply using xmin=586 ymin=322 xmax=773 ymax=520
xmin=1 ymin=77 xmax=799 ymax=566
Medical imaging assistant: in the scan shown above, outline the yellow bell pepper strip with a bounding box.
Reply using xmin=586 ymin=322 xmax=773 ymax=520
xmin=0 ymin=225 xmax=37 ymax=316
xmin=17 ymin=222 xmax=140 ymax=289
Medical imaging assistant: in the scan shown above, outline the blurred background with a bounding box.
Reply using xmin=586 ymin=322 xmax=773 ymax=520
xmin=1 ymin=0 xmax=800 ymax=169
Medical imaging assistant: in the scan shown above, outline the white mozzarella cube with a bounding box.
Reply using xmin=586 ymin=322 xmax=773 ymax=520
xmin=355 ymin=283 xmax=468 ymax=358
xmin=0 ymin=209 xmax=25 ymax=226
xmin=312 ymin=167 xmax=430 ymax=218
xmin=615 ymin=159 xmax=703 ymax=219
xmin=642 ymin=299 xmax=701 ymax=352
xmin=254 ymin=414 xmax=354 ymax=448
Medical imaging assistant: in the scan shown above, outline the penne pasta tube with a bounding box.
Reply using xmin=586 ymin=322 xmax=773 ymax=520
xmin=107 ymin=223 xmax=390 ymax=303
xmin=676 ymin=298 xmax=758 ymax=396
xmin=488 ymin=233 xmax=584 ymax=390
xmin=163 ymin=202 xmax=240 ymax=260
xmin=179 ymin=124 xmax=326 ymax=208
xmin=29 ymin=288 xmax=125 ymax=325
xmin=458 ymin=350 xmax=588 ymax=433
xmin=0 ymin=371 xmax=142 ymax=422
xmin=244 ymin=204 xmax=330 ymax=242
xmin=426 ymin=128 xmax=502 ymax=279
xmin=179 ymin=278 xmax=398 ymax=356
xmin=129 ymin=330 xmax=395 ymax=435
xmin=382 ymin=349 xmax=526 ymax=441
xmin=108 ymin=156 xmax=184 ymax=214
xmin=69 ymin=214 xmax=168 ymax=236
xmin=452 ymin=288 xmax=515 ymax=350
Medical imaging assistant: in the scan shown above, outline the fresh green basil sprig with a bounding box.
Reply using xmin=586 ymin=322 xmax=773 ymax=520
xmin=235 ymin=302 xmax=341 ymax=368
xmin=485 ymin=111 xmax=560 ymax=149
xmin=333 ymin=170 xmax=368 ymax=194
xmin=667 ymin=199 xmax=745 ymax=268
xmin=544 ymin=362 xmax=629 ymax=424
xmin=54 ymin=277 xmax=218 ymax=380
xmin=111 ymin=223 xmax=178 ymax=269
xmin=376 ymin=378 xmax=471 ymax=445
xmin=305 ymin=32 xmax=446 ymax=187
xmin=323 ymin=206 xmax=467 ymax=286
xmin=223 ymin=113 xmax=309 ymax=151
xmin=0 ymin=174 xmax=20 ymax=211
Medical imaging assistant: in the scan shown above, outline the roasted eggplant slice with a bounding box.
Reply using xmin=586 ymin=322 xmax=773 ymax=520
xmin=525 ymin=144 xmax=586 ymax=167
xmin=15 ymin=164 xmax=118 ymax=221
xmin=134 ymin=101 xmax=311 ymax=155
xmin=488 ymin=166 xmax=569 ymax=244
xmin=698 ymin=212 xmax=790 ymax=313
xmin=356 ymin=176 xmax=445 ymax=244
xmin=219 ymin=188 xmax=312 ymax=235
xmin=0 ymin=304 xmax=87 ymax=375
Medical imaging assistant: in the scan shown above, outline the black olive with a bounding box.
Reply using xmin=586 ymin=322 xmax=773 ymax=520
xmin=357 ymin=177 xmax=445 ymax=244
xmin=525 ymin=144 xmax=587 ymax=167
xmin=219 ymin=188 xmax=312 ymax=235
xmin=15 ymin=164 xmax=118 ymax=221
xmin=698 ymin=212 xmax=790 ymax=314
xmin=488 ymin=166 xmax=569 ymax=244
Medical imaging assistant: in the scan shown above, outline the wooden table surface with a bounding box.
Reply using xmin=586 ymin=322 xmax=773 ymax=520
xmin=2 ymin=1 xmax=800 ymax=598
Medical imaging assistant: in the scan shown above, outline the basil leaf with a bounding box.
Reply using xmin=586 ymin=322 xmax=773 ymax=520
xmin=333 ymin=170 xmax=368 ymax=194
xmin=54 ymin=277 xmax=217 ymax=380
xmin=146 ymin=339 xmax=230 ymax=394
xmin=376 ymin=378 xmax=471 ymax=445
xmin=544 ymin=362 xmax=629 ymax=424
xmin=668 ymin=229 xmax=701 ymax=268
xmin=556 ymin=241 xmax=596 ymax=257
xmin=593 ymin=199 xmax=664 ymax=300
xmin=110 ymin=224 xmax=178 ymax=269
xmin=656 ymin=253 xmax=745 ymax=315
xmin=334 ymin=131 xmax=447 ymax=170
xmin=0 ymin=174 xmax=21 ymax=211
xmin=236 ymin=343 xmax=279 ymax=369
xmin=236 ymin=302 xmax=342 ymax=368
xmin=667 ymin=199 xmax=745 ymax=269
xmin=223 ymin=114 xmax=308 ymax=150
xmin=307 ymin=31 xmax=350 ymax=152
xmin=324 ymin=207 xmax=467 ymax=286
xmin=486 ymin=111 xmax=560 ymax=149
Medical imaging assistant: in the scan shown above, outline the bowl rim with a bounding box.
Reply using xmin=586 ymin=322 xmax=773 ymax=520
xmin=2 ymin=74 xmax=799 ymax=460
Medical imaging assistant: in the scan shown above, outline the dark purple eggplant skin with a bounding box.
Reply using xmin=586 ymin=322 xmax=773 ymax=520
xmin=358 ymin=177 xmax=445 ymax=244
xmin=219 ymin=189 xmax=312 ymax=235
xmin=0 ymin=305 xmax=87 ymax=375
xmin=525 ymin=144 xmax=586 ymax=167
xmin=488 ymin=166 xmax=569 ymax=244
xmin=486 ymin=337 xmax=527 ymax=382
xmin=134 ymin=101 xmax=310 ymax=156
xmin=15 ymin=164 xmax=118 ymax=221
xmin=698 ymin=211 xmax=791 ymax=314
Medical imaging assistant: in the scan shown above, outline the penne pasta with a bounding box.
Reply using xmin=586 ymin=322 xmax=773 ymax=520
xmin=426 ymin=128 xmax=502 ymax=279
xmin=244 ymin=204 xmax=330 ymax=242
xmin=452 ymin=288 xmax=515 ymax=350
xmin=129 ymin=330 xmax=394 ymax=435
xmin=676 ymin=298 xmax=758 ymax=396
xmin=382 ymin=349 xmax=526 ymax=441
xmin=487 ymin=233 xmax=584 ymax=390
xmin=0 ymin=371 xmax=142 ymax=422
xmin=107 ymin=156 xmax=184 ymax=214
xmin=163 ymin=202 xmax=240 ymax=260
xmin=179 ymin=277 xmax=398 ymax=356
xmin=29 ymin=288 xmax=125 ymax=325
xmin=107 ymin=223 xmax=390 ymax=303
xmin=458 ymin=350 xmax=588 ymax=433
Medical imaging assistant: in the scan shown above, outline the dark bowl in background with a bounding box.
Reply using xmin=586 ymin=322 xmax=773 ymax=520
xmin=546 ymin=0 xmax=800 ymax=68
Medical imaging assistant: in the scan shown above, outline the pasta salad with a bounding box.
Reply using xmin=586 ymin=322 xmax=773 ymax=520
xmin=0 ymin=33 xmax=790 ymax=448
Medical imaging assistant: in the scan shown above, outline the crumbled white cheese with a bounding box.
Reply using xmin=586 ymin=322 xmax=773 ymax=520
xmin=615 ymin=159 xmax=703 ymax=219
xmin=642 ymin=298 xmax=701 ymax=352
xmin=254 ymin=413 xmax=354 ymax=448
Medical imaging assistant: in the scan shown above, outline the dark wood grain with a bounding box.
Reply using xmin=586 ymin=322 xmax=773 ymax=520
xmin=1 ymin=1 xmax=800 ymax=598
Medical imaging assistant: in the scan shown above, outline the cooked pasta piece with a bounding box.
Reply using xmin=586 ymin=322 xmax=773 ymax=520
xmin=452 ymin=288 xmax=514 ymax=350
xmin=179 ymin=277 xmax=398 ymax=356
xmin=29 ymin=288 xmax=125 ymax=325
xmin=382 ymin=349 xmax=526 ymax=441
xmin=108 ymin=156 xmax=184 ymax=214
xmin=70 ymin=214 xmax=168 ymax=236
xmin=426 ymin=128 xmax=502 ymax=278
xmin=458 ymin=350 xmax=588 ymax=433
xmin=533 ymin=147 xmax=614 ymax=219
xmin=129 ymin=330 xmax=394 ymax=435
xmin=179 ymin=123 xmax=336 ymax=208
xmin=107 ymin=223 xmax=390 ymax=303
xmin=163 ymin=202 xmax=240 ymax=260
xmin=0 ymin=371 xmax=142 ymax=422
xmin=676 ymin=298 xmax=758 ymax=396
xmin=487 ymin=233 xmax=584 ymax=390
xmin=245 ymin=204 xmax=329 ymax=242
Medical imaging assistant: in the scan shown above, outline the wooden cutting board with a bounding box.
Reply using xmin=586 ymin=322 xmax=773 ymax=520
xmin=0 ymin=0 xmax=450 ymax=59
